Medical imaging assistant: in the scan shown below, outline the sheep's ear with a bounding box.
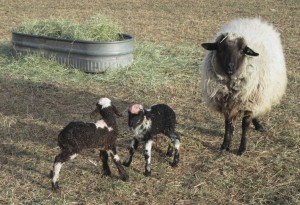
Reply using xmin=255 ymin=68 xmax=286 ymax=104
xmin=244 ymin=46 xmax=259 ymax=56
xmin=201 ymin=43 xmax=218 ymax=51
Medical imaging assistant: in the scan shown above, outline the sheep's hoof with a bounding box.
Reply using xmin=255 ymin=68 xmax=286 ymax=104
xmin=220 ymin=144 xmax=230 ymax=151
xmin=52 ymin=182 xmax=60 ymax=192
xmin=237 ymin=147 xmax=246 ymax=156
xmin=255 ymin=125 xmax=267 ymax=132
xmin=144 ymin=170 xmax=151 ymax=177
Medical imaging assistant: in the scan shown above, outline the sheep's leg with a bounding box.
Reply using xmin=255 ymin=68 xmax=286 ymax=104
xmin=144 ymin=139 xmax=153 ymax=176
xmin=221 ymin=118 xmax=234 ymax=151
xmin=100 ymin=150 xmax=111 ymax=176
xmin=238 ymin=112 xmax=252 ymax=155
xmin=108 ymin=146 xmax=129 ymax=181
xmin=252 ymin=118 xmax=266 ymax=132
xmin=50 ymin=151 xmax=78 ymax=191
xmin=123 ymin=138 xmax=139 ymax=167
xmin=167 ymin=132 xmax=180 ymax=167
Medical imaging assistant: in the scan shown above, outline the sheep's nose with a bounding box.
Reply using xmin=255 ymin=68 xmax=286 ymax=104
xmin=226 ymin=62 xmax=234 ymax=75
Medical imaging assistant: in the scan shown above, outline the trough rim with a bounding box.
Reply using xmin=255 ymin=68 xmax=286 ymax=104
xmin=11 ymin=31 xmax=134 ymax=44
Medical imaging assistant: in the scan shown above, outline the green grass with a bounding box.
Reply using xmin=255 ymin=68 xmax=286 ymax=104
xmin=1 ymin=41 xmax=200 ymax=101
xmin=12 ymin=15 xmax=123 ymax=41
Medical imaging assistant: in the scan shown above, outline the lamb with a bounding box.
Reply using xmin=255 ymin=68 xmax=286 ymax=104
xmin=50 ymin=97 xmax=129 ymax=191
xmin=201 ymin=17 xmax=287 ymax=155
xmin=123 ymin=103 xmax=180 ymax=176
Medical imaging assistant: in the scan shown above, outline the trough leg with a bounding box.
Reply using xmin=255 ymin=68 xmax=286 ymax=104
xmin=221 ymin=117 xmax=234 ymax=151
xmin=238 ymin=111 xmax=252 ymax=155
xmin=144 ymin=140 xmax=153 ymax=176
xmin=123 ymin=138 xmax=139 ymax=167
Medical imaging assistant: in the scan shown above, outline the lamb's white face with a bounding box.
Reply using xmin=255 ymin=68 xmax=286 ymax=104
xmin=98 ymin=97 xmax=111 ymax=109
xmin=129 ymin=103 xmax=143 ymax=114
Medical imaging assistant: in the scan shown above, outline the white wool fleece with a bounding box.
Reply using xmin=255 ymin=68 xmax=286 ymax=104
xmin=201 ymin=18 xmax=287 ymax=117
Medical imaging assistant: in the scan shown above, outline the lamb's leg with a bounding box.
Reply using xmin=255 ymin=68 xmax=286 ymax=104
xmin=166 ymin=144 xmax=173 ymax=157
xmin=100 ymin=150 xmax=111 ymax=176
xmin=123 ymin=138 xmax=139 ymax=167
xmin=50 ymin=151 xmax=77 ymax=191
xmin=167 ymin=132 xmax=180 ymax=167
xmin=108 ymin=146 xmax=129 ymax=181
xmin=252 ymin=118 xmax=266 ymax=132
xmin=144 ymin=139 xmax=153 ymax=177
xmin=238 ymin=111 xmax=252 ymax=155
xmin=221 ymin=117 xmax=234 ymax=151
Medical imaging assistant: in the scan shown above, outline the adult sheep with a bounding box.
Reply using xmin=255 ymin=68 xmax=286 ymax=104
xmin=201 ymin=18 xmax=287 ymax=155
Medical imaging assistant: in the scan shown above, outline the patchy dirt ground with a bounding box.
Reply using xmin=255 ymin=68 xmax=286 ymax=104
xmin=0 ymin=0 xmax=299 ymax=204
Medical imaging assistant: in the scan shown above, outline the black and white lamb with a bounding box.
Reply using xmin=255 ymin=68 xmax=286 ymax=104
xmin=201 ymin=18 xmax=287 ymax=155
xmin=123 ymin=103 xmax=180 ymax=176
xmin=50 ymin=97 xmax=129 ymax=191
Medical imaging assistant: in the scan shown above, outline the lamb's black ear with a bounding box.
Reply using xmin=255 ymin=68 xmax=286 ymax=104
xmin=144 ymin=109 xmax=151 ymax=118
xmin=244 ymin=46 xmax=259 ymax=56
xmin=90 ymin=106 xmax=100 ymax=120
xmin=201 ymin=43 xmax=218 ymax=51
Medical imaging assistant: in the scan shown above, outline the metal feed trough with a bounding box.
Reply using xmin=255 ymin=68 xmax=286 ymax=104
xmin=12 ymin=32 xmax=134 ymax=73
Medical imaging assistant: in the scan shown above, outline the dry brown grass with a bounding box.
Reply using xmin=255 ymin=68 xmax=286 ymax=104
xmin=0 ymin=0 xmax=299 ymax=204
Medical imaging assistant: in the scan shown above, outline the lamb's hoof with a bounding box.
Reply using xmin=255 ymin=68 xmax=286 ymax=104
xmin=121 ymin=174 xmax=129 ymax=182
xmin=122 ymin=161 xmax=131 ymax=167
xmin=103 ymin=169 xmax=111 ymax=176
xmin=144 ymin=170 xmax=151 ymax=177
xmin=49 ymin=170 xmax=54 ymax=178
xmin=170 ymin=161 xmax=178 ymax=168
xmin=52 ymin=182 xmax=60 ymax=192
xmin=166 ymin=150 xmax=173 ymax=157
xmin=122 ymin=157 xmax=132 ymax=167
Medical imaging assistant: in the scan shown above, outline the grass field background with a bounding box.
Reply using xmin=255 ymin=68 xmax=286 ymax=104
xmin=0 ymin=0 xmax=299 ymax=204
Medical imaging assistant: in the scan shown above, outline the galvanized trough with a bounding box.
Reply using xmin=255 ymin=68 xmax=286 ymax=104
xmin=12 ymin=32 xmax=134 ymax=73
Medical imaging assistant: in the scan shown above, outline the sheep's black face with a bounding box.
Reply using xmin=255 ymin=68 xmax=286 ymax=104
xmin=128 ymin=111 xmax=144 ymax=130
xmin=219 ymin=37 xmax=247 ymax=75
xmin=202 ymin=34 xmax=259 ymax=76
